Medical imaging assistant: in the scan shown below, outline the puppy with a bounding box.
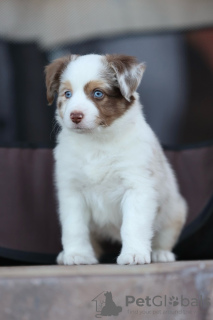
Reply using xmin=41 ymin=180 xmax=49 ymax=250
xmin=45 ymin=54 xmax=187 ymax=265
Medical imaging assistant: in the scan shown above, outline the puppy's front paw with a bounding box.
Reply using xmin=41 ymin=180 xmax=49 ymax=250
xmin=56 ymin=251 xmax=98 ymax=265
xmin=117 ymin=251 xmax=151 ymax=265
xmin=151 ymin=250 xmax=175 ymax=262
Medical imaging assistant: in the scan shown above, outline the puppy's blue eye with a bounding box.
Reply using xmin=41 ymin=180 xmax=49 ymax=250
xmin=65 ymin=91 xmax=72 ymax=99
xmin=93 ymin=90 xmax=104 ymax=99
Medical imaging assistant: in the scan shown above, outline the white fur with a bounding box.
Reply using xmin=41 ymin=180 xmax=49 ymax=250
xmin=53 ymin=54 xmax=187 ymax=265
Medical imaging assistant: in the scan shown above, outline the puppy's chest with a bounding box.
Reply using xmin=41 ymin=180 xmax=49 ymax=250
xmin=72 ymin=149 xmax=123 ymax=188
xmin=71 ymin=148 xmax=125 ymax=226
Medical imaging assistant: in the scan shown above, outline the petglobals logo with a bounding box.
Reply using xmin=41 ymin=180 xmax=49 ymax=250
xmin=92 ymin=291 xmax=122 ymax=318
xmin=126 ymin=294 xmax=211 ymax=308
xmin=91 ymin=291 xmax=211 ymax=318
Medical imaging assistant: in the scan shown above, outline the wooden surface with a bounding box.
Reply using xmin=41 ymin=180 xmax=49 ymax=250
xmin=0 ymin=261 xmax=213 ymax=320
xmin=0 ymin=260 xmax=211 ymax=278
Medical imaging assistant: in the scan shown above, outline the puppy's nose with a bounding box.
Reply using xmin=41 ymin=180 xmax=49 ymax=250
xmin=70 ymin=111 xmax=84 ymax=124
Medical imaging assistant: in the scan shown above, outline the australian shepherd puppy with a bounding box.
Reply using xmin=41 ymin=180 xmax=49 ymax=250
xmin=45 ymin=54 xmax=187 ymax=265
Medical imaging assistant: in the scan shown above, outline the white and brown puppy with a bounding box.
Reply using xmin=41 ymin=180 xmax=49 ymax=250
xmin=45 ymin=54 xmax=187 ymax=265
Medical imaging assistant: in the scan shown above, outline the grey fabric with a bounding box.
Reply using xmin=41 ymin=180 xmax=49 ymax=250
xmin=0 ymin=40 xmax=16 ymax=142
xmin=0 ymin=41 xmax=55 ymax=144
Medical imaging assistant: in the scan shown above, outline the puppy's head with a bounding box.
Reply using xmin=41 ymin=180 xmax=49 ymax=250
xmin=45 ymin=54 xmax=145 ymax=132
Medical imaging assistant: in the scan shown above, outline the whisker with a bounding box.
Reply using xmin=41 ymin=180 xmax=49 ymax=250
xmin=50 ymin=119 xmax=60 ymax=140
xmin=99 ymin=118 xmax=109 ymax=127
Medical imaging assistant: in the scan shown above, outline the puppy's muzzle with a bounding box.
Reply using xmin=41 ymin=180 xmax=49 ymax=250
xmin=70 ymin=112 xmax=84 ymax=124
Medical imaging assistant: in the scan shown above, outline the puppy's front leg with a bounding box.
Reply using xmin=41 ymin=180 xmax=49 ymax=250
xmin=117 ymin=190 xmax=157 ymax=265
xmin=57 ymin=191 xmax=98 ymax=265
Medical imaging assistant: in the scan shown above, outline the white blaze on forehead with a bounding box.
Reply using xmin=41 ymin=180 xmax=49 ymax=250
xmin=61 ymin=54 xmax=104 ymax=90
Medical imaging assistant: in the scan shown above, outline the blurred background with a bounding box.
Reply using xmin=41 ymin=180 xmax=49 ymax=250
xmin=0 ymin=0 xmax=213 ymax=146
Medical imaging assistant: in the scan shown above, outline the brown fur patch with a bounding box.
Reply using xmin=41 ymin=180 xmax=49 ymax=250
xmin=104 ymin=54 xmax=145 ymax=100
xmin=57 ymin=80 xmax=73 ymax=119
xmin=58 ymin=100 xmax=62 ymax=109
xmin=56 ymin=99 xmax=64 ymax=119
xmin=84 ymin=80 xmax=135 ymax=127
xmin=45 ymin=55 xmax=77 ymax=105
xmin=106 ymin=54 xmax=138 ymax=74
xmin=58 ymin=80 xmax=73 ymax=102
xmin=59 ymin=80 xmax=73 ymax=94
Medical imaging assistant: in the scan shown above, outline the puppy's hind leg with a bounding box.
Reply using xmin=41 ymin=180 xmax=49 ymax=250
xmin=151 ymin=197 xmax=187 ymax=263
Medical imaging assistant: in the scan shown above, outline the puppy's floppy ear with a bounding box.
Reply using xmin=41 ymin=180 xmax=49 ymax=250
xmin=45 ymin=55 xmax=77 ymax=105
xmin=106 ymin=54 xmax=146 ymax=101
